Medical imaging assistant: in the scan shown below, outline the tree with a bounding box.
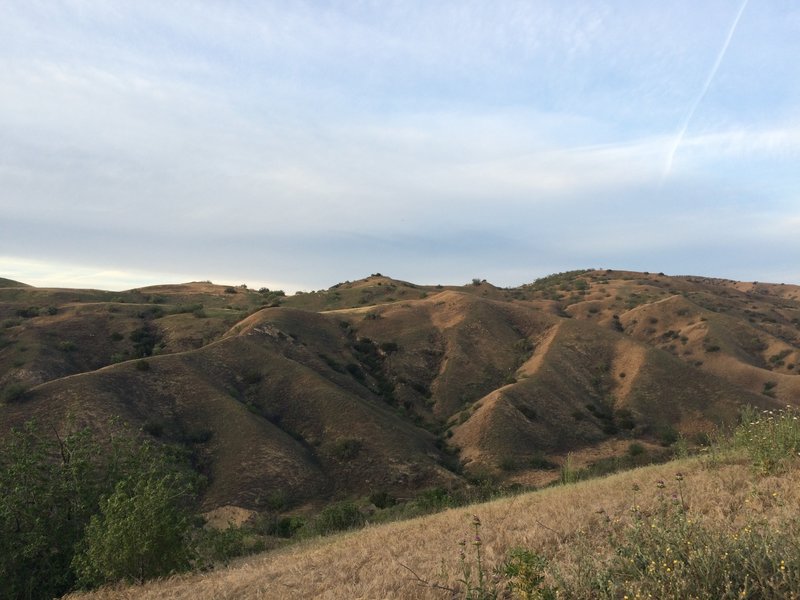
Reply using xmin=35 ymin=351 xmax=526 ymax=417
xmin=0 ymin=423 xmax=102 ymax=599
xmin=0 ymin=420 xmax=200 ymax=598
xmin=73 ymin=469 xmax=196 ymax=585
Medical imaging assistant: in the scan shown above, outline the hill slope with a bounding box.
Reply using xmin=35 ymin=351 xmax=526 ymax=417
xmin=2 ymin=270 xmax=800 ymax=512
xmin=66 ymin=453 xmax=800 ymax=599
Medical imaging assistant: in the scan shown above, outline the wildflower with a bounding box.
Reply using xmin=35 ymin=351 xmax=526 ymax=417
xmin=472 ymin=535 xmax=482 ymax=546
xmin=675 ymin=472 xmax=683 ymax=482
xmin=632 ymin=483 xmax=640 ymax=492
xmin=472 ymin=515 xmax=481 ymax=526
xmin=656 ymin=480 xmax=666 ymax=489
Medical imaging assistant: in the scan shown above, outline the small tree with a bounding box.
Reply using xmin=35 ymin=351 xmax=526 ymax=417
xmin=74 ymin=470 xmax=195 ymax=585
xmin=73 ymin=444 xmax=195 ymax=586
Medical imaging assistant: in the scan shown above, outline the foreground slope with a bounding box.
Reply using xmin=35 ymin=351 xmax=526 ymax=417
xmin=66 ymin=454 xmax=800 ymax=599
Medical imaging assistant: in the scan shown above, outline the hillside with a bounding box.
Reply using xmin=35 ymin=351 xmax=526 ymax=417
xmin=0 ymin=277 xmax=30 ymax=288
xmin=67 ymin=448 xmax=800 ymax=599
xmin=2 ymin=270 xmax=800 ymax=514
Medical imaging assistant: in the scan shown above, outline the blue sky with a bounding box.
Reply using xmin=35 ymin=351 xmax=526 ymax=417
xmin=1 ymin=1 xmax=799 ymax=291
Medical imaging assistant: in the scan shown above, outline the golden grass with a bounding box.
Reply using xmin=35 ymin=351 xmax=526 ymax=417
xmin=67 ymin=456 xmax=800 ymax=599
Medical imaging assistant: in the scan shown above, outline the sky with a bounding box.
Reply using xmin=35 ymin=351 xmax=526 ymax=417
xmin=1 ymin=1 xmax=799 ymax=292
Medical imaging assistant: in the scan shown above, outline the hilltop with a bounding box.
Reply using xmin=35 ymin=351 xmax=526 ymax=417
xmin=1 ymin=270 xmax=799 ymax=515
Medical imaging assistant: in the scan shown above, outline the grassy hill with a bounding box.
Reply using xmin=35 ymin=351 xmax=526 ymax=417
xmin=0 ymin=277 xmax=30 ymax=288
xmin=2 ymin=270 xmax=799 ymax=514
xmin=66 ymin=420 xmax=800 ymax=598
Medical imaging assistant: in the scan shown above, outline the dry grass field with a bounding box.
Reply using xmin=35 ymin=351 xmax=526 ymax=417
xmin=66 ymin=450 xmax=800 ymax=599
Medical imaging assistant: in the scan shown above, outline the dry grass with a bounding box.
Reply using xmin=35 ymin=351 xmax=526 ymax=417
xmin=66 ymin=455 xmax=800 ymax=599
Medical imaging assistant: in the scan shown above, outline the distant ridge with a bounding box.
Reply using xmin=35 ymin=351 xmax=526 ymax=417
xmin=0 ymin=277 xmax=31 ymax=288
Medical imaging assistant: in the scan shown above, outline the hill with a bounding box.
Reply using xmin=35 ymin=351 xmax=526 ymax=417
xmin=0 ymin=277 xmax=30 ymax=288
xmin=66 ymin=442 xmax=800 ymax=599
xmin=2 ymin=270 xmax=799 ymax=514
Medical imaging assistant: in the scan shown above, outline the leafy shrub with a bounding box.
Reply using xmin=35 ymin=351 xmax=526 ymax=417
xmin=330 ymin=437 xmax=363 ymax=460
xmin=0 ymin=421 xmax=200 ymax=598
xmin=369 ymin=490 xmax=396 ymax=509
xmin=628 ymin=442 xmax=646 ymax=457
xmin=1 ymin=382 xmax=28 ymax=403
xmin=657 ymin=424 xmax=679 ymax=446
xmin=380 ymin=341 xmax=399 ymax=353
xmin=313 ymin=502 xmax=364 ymax=535
xmin=73 ymin=471 xmax=196 ymax=586
xmin=129 ymin=323 xmax=162 ymax=357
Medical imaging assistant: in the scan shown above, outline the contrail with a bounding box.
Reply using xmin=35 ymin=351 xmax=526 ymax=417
xmin=662 ymin=0 xmax=749 ymax=181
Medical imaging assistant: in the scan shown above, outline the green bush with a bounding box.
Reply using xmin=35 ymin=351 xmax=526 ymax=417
xmin=1 ymin=382 xmax=28 ymax=403
xmin=74 ymin=471 xmax=195 ymax=586
xmin=0 ymin=421 xmax=200 ymax=598
xmin=330 ymin=437 xmax=363 ymax=460
xmin=313 ymin=502 xmax=364 ymax=535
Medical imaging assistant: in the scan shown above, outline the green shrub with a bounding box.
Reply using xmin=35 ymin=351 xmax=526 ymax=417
xmin=313 ymin=502 xmax=364 ymax=535
xmin=330 ymin=437 xmax=363 ymax=460
xmin=369 ymin=490 xmax=396 ymax=509
xmin=0 ymin=421 xmax=200 ymax=597
xmin=73 ymin=471 xmax=196 ymax=585
xmin=628 ymin=442 xmax=646 ymax=457
xmin=1 ymin=382 xmax=28 ymax=403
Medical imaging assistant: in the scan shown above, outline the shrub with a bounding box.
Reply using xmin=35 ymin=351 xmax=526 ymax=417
xmin=733 ymin=405 xmax=800 ymax=474
xmin=581 ymin=476 xmax=800 ymax=599
xmin=313 ymin=502 xmax=364 ymax=535
xmin=331 ymin=437 xmax=363 ymax=460
xmin=1 ymin=383 xmax=28 ymax=403
xmin=628 ymin=442 xmax=646 ymax=457
xmin=379 ymin=341 xmax=399 ymax=353
xmin=0 ymin=421 xmax=200 ymax=597
xmin=369 ymin=490 xmax=396 ymax=509
xmin=73 ymin=471 xmax=196 ymax=586
xmin=657 ymin=424 xmax=679 ymax=446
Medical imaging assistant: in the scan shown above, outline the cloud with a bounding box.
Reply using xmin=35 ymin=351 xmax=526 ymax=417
xmin=1 ymin=1 xmax=799 ymax=289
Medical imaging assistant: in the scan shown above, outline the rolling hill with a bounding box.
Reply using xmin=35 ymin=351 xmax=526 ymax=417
xmin=2 ymin=270 xmax=799 ymax=514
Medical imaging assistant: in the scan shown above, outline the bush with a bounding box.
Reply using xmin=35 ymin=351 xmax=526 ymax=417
xmin=628 ymin=442 xmax=646 ymax=457
xmin=1 ymin=382 xmax=28 ymax=403
xmin=0 ymin=421 xmax=200 ymax=598
xmin=733 ymin=406 xmax=800 ymax=474
xmin=313 ymin=502 xmax=364 ymax=535
xmin=331 ymin=437 xmax=363 ymax=460
xmin=73 ymin=471 xmax=196 ymax=585
xmin=584 ymin=476 xmax=800 ymax=599
xmin=369 ymin=490 xmax=396 ymax=509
